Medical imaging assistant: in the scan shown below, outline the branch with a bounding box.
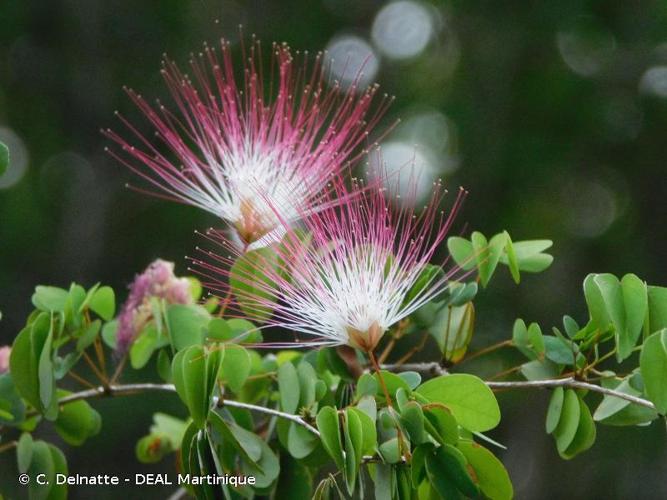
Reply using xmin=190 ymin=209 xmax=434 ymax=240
xmin=486 ymin=377 xmax=657 ymax=410
xmin=54 ymin=383 xmax=393 ymax=460
xmin=55 ymin=383 xmax=321 ymax=436
xmin=53 ymin=374 xmax=656 ymax=446
xmin=380 ymin=362 xmax=447 ymax=376
xmin=379 ymin=364 xmax=656 ymax=410
xmin=217 ymin=399 xmax=319 ymax=436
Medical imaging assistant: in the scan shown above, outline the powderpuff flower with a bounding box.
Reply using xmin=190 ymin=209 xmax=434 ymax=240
xmin=193 ymin=173 xmax=466 ymax=352
xmin=0 ymin=346 xmax=10 ymax=374
xmin=104 ymin=39 xmax=390 ymax=247
xmin=116 ymin=259 xmax=193 ymax=353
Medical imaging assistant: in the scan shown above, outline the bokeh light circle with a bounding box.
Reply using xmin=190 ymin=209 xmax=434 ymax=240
xmin=0 ymin=127 xmax=29 ymax=189
xmin=371 ymin=1 xmax=434 ymax=60
xmin=324 ymin=35 xmax=379 ymax=89
xmin=639 ymin=66 xmax=667 ymax=98
xmin=368 ymin=141 xmax=438 ymax=206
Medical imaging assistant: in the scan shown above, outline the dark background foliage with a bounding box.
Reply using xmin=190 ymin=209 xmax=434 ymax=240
xmin=1 ymin=1 xmax=666 ymax=498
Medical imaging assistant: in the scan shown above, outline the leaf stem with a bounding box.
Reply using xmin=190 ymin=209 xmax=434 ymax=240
xmin=367 ymin=350 xmax=392 ymax=406
xmin=81 ymin=350 xmax=109 ymax=388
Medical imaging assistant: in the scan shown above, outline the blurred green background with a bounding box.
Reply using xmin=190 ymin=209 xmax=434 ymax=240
xmin=1 ymin=0 xmax=667 ymax=498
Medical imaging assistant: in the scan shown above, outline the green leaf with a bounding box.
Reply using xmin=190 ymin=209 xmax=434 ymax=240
xmin=49 ymin=444 xmax=69 ymax=500
xmin=348 ymin=407 xmax=377 ymax=455
xmin=88 ymin=286 xmax=115 ymax=321
xmin=503 ymin=231 xmax=520 ymax=284
xmin=447 ymin=236 xmax=476 ymax=271
xmin=0 ymin=373 xmax=26 ymax=425
xmin=357 ymin=395 xmax=377 ymax=421
xmin=240 ymin=438 xmax=280 ymax=489
xmin=151 ymin=412 xmax=188 ymax=446
xmin=208 ymin=409 xmax=263 ymax=466
xmin=378 ymin=437 xmax=402 ymax=464
xmin=424 ymin=406 xmax=459 ymax=445
xmin=230 ymin=248 xmax=279 ymax=322
xmin=54 ymin=390 xmax=101 ymax=446
xmin=166 ymin=304 xmax=210 ymax=350
xmin=157 ymin=349 xmax=172 ymax=382
xmin=553 ymin=389 xmax=580 ymax=453
xmin=639 ymin=329 xmax=667 ymax=414
xmin=618 ymin=274 xmax=648 ymax=360
xmin=65 ymin=284 xmax=87 ymax=328
xmin=471 ymin=232 xmax=490 ymax=287
xmin=448 ymin=281 xmax=478 ymax=307
xmin=172 ymin=345 xmax=222 ymax=428
xmin=482 ymin=232 xmax=507 ymax=287
xmin=428 ymin=302 xmax=475 ymax=362
xmin=297 ymin=361 xmax=318 ymax=409
xmin=457 ymin=441 xmax=513 ymax=500
xmin=584 ymin=273 xmax=612 ymax=332
xmin=27 ymin=441 xmax=68 ymax=500
xmin=227 ymin=318 xmax=263 ymax=343
xmin=416 ymin=374 xmax=500 ymax=432
xmin=592 ymin=274 xmax=627 ymax=358
xmin=560 ymin=396 xmax=596 ymax=459
xmin=648 ymin=286 xmax=667 ymax=332
xmin=343 ymin=408 xmax=363 ymax=494
xmin=28 ymin=441 xmax=56 ymax=500
xmin=17 ymin=432 xmax=33 ymax=473
xmin=275 ymin=456 xmax=313 ymax=499
xmin=38 ymin=322 xmax=55 ymax=413
xmin=440 ymin=443 xmax=479 ymax=497
xmin=404 ymin=264 xmax=445 ymax=306
xmin=594 ymin=378 xmax=658 ymax=425
xmin=316 ymin=406 xmax=345 ymax=470
xmin=287 ymin=421 xmax=318 ymax=459
xmin=397 ymin=371 xmax=421 ymax=390
xmin=562 ymin=315 xmax=580 ymax=339
xmin=32 ymin=286 xmax=69 ymax=313
xmin=278 ymin=362 xmax=300 ymax=414
xmin=543 ymin=335 xmax=578 ymax=365
xmin=356 ymin=372 xmax=378 ymax=399
xmin=206 ymin=318 xmax=231 ymax=342
xmin=207 ymin=318 xmax=262 ymax=344
xmin=374 ymin=370 xmax=411 ymax=404
xmin=220 ymin=344 xmax=251 ymax=393
xmin=500 ymin=240 xmax=553 ymax=272
xmin=425 ymin=444 xmax=476 ymax=498
xmin=76 ymin=319 xmax=101 ymax=352
xmin=520 ymin=359 xmax=560 ymax=380
xmin=0 ymin=141 xmax=8 ymax=176
xmin=545 ymin=387 xmax=564 ymax=434
xmin=10 ymin=314 xmax=57 ymax=419
xmin=129 ymin=326 xmax=163 ymax=369
xmin=400 ymin=401 xmax=426 ymax=444
xmin=512 ymin=319 xmax=545 ymax=360
xmin=101 ymin=320 xmax=118 ymax=349
xmin=186 ymin=277 xmax=202 ymax=301
xmin=411 ymin=444 xmax=431 ymax=488
xmin=136 ymin=434 xmax=173 ymax=464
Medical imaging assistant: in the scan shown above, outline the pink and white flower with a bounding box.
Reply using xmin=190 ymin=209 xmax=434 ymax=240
xmin=193 ymin=172 xmax=466 ymax=351
xmin=105 ymin=40 xmax=390 ymax=246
